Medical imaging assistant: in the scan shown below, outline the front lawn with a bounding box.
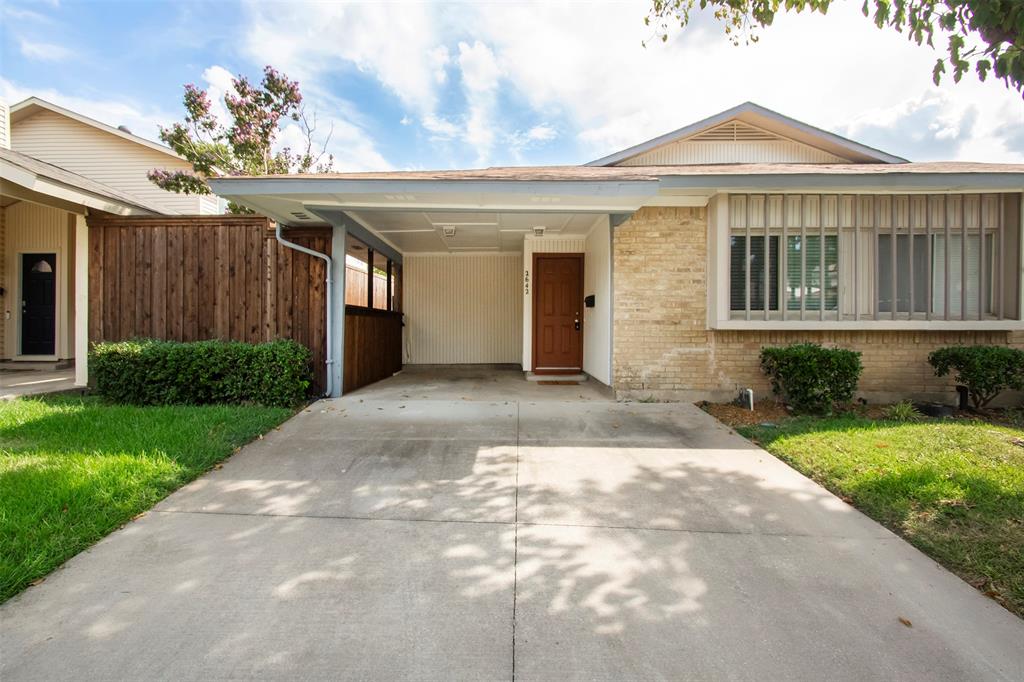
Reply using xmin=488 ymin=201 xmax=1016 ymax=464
xmin=0 ymin=395 xmax=292 ymax=603
xmin=731 ymin=412 xmax=1024 ymax=618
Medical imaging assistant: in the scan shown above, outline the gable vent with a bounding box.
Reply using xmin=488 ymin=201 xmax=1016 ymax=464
xmin=690 ymin=121 xmax=780 ymax=143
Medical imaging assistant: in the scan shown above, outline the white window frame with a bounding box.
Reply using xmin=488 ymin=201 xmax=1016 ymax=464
xmin=708 ymin=192 xmax=1024 ymax=330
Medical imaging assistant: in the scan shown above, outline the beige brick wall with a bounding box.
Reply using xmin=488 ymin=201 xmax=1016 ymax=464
xmin=613 ymin=206 xmax=1024 ymax=404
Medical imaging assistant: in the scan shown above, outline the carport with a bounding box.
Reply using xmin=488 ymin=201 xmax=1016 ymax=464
xmin=209 ymin=169 xmax=665 ymax=396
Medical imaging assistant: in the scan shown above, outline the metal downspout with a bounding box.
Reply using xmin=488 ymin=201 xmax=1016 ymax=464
xmin=275 ymin=222 xmax=334 ymax=397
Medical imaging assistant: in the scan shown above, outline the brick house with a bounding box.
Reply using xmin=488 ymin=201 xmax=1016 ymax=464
xmin=94 ymin=103 xmax=1024 ymax=403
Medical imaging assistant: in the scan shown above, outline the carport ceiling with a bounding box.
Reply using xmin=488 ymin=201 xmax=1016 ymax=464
xmin=347 ymin=210 xmax=602 ymax=252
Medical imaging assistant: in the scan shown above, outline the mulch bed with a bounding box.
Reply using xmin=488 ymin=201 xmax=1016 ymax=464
xmin=700 ymin=399 xmax=1022 ymax=430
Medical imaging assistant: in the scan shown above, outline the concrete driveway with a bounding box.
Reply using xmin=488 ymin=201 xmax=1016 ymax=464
xmin=2 ymin=394 xmax=1023 ymax=680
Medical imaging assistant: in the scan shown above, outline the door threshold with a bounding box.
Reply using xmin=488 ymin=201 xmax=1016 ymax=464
xmin=526 ymin=372 xmax=587 ymax=382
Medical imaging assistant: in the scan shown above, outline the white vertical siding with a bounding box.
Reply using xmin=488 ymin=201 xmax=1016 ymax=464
xmin=583 ymin=217 xmax=612 ymax=385
xmin=2 ymin=202 xmax=73 ymax=359
xmin=11 ymin=110 xmax=216 ymax=215
xmin=619 ymin=139 xmax=849 ymax=166
xmin=403 ymin=253 xmax=523 ymax=364
xmin=522 ymin=235 xmax=587 ymax=370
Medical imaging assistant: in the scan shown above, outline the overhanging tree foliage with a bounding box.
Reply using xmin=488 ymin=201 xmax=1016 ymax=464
xmin=148 ymin=66 xmax=333 ymax=213
xmin=646 ymin=1 xmax=1024 ymax=96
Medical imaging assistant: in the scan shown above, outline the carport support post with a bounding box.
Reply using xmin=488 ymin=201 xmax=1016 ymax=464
xmin=329 ymin=224 xmax=347 ymax=397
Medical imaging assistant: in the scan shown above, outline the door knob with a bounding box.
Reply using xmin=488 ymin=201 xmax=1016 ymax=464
xmin=574 ymin=319 xmax=580 ymax=331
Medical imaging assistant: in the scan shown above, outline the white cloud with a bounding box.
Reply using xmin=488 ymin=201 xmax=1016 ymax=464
xmin=2 ymin=5 xmax=51 ymax=22
xmin=507 ymin=123 xmax=558 ymax=157
xmin=201 ymin=65 xmax=236 ymax=127
xmin=427 ymin=46 xmax=451 ymax=85
xmin=234 ymin=0 xmax=1024 ymax=164
xmin=276 ymin=119 xmax=392 ymax=172
xmin=240 ymin=1 xmax=448 ymax=117
xmin=19 ymin=38 xmax=72 ymax=61
xmin=461 ymin=0 xmax=1024 ymax=163
xmin=526 ymin=124 xmax=557 ymax=142
xmin=457 ymin=40 xmax=501 ymax=164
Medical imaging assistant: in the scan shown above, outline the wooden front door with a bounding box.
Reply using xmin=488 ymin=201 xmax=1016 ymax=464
xmin=21 ymin=253 xmax=57 ymax=356
xmin=532 ymin=253 xmax=583 ymax=373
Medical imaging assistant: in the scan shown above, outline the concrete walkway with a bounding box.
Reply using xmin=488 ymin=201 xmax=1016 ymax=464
xmin=2 ymin=396 xmax=1022 ymax=680
xmin=0 ymin=367 xmax=76 ymax=399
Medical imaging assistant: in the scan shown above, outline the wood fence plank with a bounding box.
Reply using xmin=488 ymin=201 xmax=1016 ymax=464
xmin=88 ymin=226 xmax=104 ymax=343
xmin=166 ymin=225 xmax=183 ymax=340
xmin=309 ymin=236 xmax=325 ymax=393
xmin=265 ymin=235 xmax=277 ymax=342
xmin=198 ymin=225 xmax=216 ymax=338
xmin=292 ymin=240 xmax=310 ymax=348
xmin=228 ymin=225 xmax=244 ymax=339
xmin=182 ymin=225 xmax=199 ymax=340
xmin=214 ymin=224 xmax=230 ymax=338
xmin=245 ymin=225 xmax=263 ymax=343
xmin=119 ymin=225 xmax=136 ymax=339
xmin=151 ymin=226 xmax=168 ymax=339
xmin=278 ymin=242 xmax=293 ymax=340
xmin=136 ymin=227 xmax=151 ymax=337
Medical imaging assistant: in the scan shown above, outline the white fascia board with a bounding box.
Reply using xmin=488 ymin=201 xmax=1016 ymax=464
xmin=1 ymin=163 xmax=155 ymax=215
xmin=657 ymin=174 xmax=1024 ymax=193
xmin=208 ymin=177 xmax=660 ymax=202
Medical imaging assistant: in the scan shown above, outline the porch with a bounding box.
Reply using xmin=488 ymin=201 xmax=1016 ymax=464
xmin=336 ymin=207 xmax=616 ymax=396
xmin=0 ymin=147 xmax=163 ymax=387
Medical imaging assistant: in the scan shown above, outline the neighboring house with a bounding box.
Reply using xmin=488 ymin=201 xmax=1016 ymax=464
xmin=204 ymin=102 xmax=1022 ymax=402
xmin=9 ymin=98 xmax=219 ymax=215
xmin=0 ymin=97 xmax=217 ymax=375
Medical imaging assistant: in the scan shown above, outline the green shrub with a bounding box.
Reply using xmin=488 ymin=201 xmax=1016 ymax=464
xmin=928 ymin=345 xmax=1024 ymax=409
xmin=883 ymin=400 xmax=922 ymax=422
xmin=90 ymin=339 xmax=312 ymax=407
xmin=759 ymin=343 xmax=863 ymax=414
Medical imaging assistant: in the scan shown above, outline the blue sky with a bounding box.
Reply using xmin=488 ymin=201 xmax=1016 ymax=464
xmin=3 ymin=0 xmax=1023 ymax=171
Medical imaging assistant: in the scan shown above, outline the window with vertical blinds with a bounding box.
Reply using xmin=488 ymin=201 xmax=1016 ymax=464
xmin=726 ymin=193 xmax=1021 ymax=323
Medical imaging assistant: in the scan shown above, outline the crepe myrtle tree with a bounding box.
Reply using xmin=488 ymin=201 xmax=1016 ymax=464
xmin=645 ymin=1 xmax=1024 ymax=95
xmin=148 ymin=66 xmax=333 ymax=213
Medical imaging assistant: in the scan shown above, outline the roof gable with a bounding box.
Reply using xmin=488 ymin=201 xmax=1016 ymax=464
xmin=586 ymin=102 xmax=908 ymax=167
xmin=9 ymin=97 xmax=183 ymax=161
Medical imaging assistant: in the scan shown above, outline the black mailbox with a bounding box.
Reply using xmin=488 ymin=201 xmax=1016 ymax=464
xmin=584 ymin=294 xmax=595 ymax=308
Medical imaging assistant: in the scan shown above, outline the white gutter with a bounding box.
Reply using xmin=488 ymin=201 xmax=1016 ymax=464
xmin=275 ymin=222 xmax=334 ymax=397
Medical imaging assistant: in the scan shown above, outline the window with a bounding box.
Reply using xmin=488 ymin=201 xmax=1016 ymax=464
xmin=344 ymin=233 xmax=401 ymax=311
xmin=730 ymin=236 xmax=778 ymax=311
xmin=726 ymin=193 xmax=1020 ymax=323
xmin=786 ymin=235 xmax=837 ymax=312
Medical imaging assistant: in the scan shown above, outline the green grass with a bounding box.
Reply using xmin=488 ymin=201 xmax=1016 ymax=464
xmin=739 ymin=415 xmax=1024 ymax=617
xmin=0 ymin=395 xmax=292 ymax=603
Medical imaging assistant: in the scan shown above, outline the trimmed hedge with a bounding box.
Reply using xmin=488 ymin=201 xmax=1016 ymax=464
xmin=760 ymin=343 xmax=863 ymax=414
xmin=90 ymin=339 xmax=312 ymax=407
xmin=928 ymin=345 xmax=1024 ymax=409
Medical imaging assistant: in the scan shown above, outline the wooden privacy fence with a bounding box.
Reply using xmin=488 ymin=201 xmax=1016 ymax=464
xmin=87 ymin=215 xmax=331 ymax=393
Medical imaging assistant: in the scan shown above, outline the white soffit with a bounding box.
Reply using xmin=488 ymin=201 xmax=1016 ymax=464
xmin=348 ymin=209 xmax=602 ymax=253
